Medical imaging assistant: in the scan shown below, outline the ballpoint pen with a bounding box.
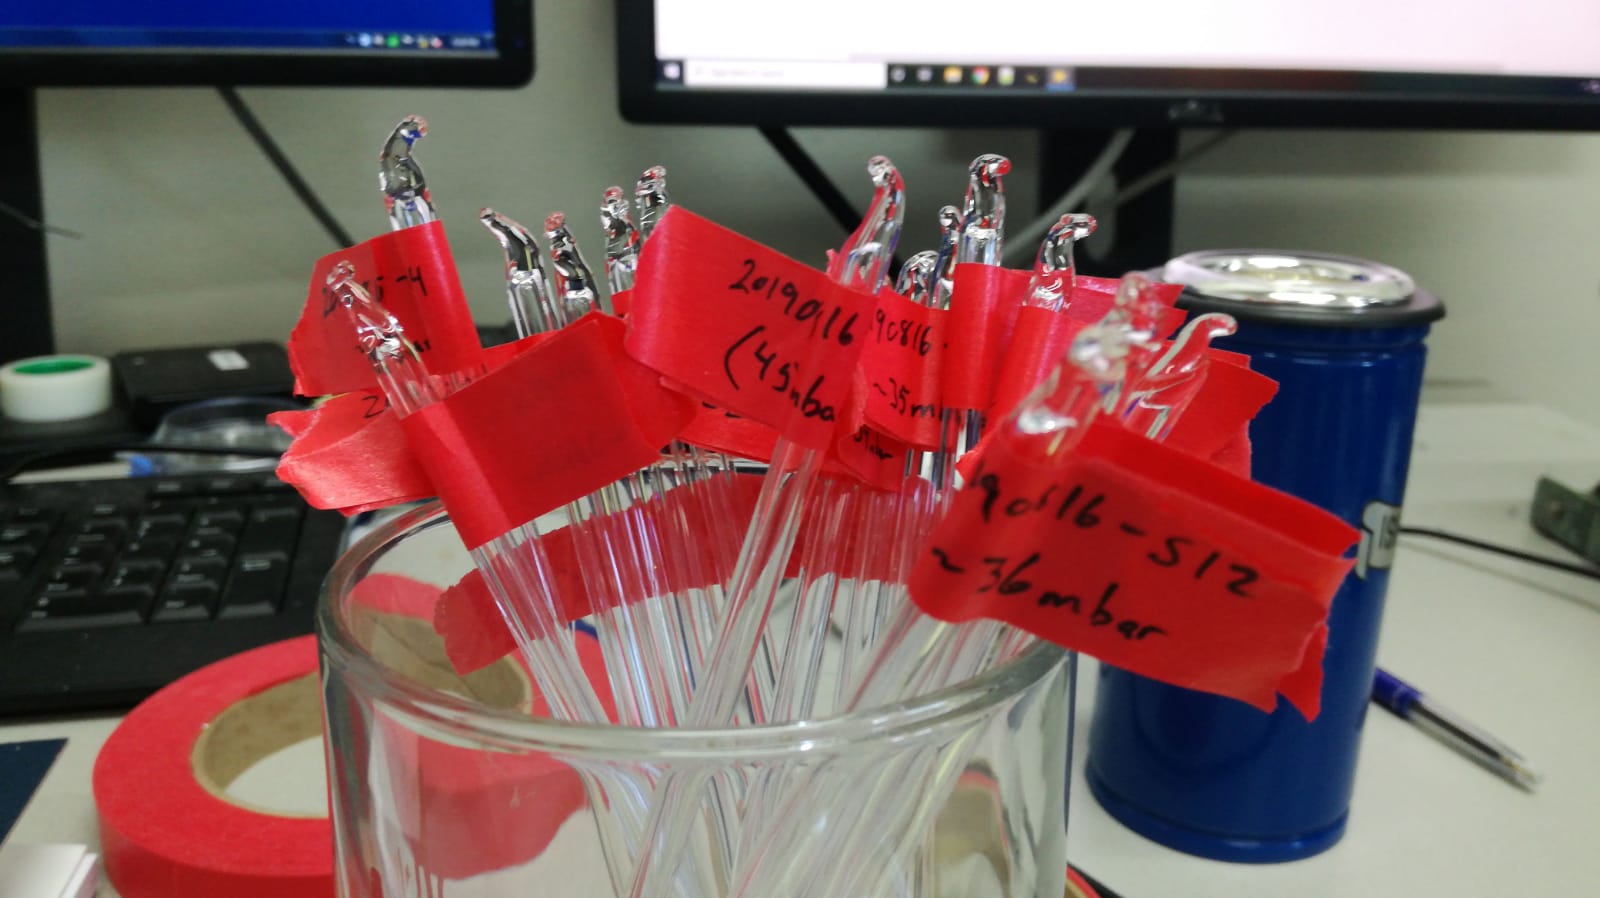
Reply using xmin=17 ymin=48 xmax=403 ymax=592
xmin=1372 ymin=667 xmax=1542 ymax=791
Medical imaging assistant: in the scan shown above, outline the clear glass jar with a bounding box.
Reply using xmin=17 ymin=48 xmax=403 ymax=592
xmin=319 ymin=502 xmax=1073 ymax=898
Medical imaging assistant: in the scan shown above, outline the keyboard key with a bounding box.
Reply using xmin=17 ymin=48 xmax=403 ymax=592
xmin=183 ymin=528 xmax=237 ymax=559
xmin=0 ymin=545 xmax=39 ymax=576
xmin=79 ymin=518 xmax=129 ymax=540
xmin=122 ymin=537 xmax=179 ymax=563
xmin=16 ymin=591 xmax=145 ymax=631
xmin=195 ymin=508 xmax=247 ymax=531
xmin=108 ymin=559 xmax=166 ymax=587
xmin=0 ymin=522 xmax=50 ymax=547
xmin=150 ymin=478 xmax=198 ymax=497
xmin=151 ymin=583 xmax=218 ymax=622
xmin=172 ymin=556 xmax=230 ymax=587
xmin=40 ymin=563 xmax=104 ymax=594
xmin=238 ymin=507 xmax=303 ymax=556
xmin=62 ymin=541 xmax=117 ymax=567
xmin=219 ymin=553 xmax=290 ymax=618
xmin=10 ymin=506 xmax=56 ymax=524
xmin=203 ymin=476 xmax=252 ymax=495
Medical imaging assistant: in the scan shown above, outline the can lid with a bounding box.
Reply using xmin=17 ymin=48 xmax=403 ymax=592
xmin=1161 ymin=250 xmax=1445 ymax=328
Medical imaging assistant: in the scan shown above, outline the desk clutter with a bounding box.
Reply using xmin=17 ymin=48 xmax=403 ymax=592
xmin=0 ymin=471 xmax=345 ymax=715
xmin=94 ymin=116 xmax=1376 ymax=898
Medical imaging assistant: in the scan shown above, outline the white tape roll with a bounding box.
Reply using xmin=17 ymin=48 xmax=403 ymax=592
xmin=0 ymin=354 xmax=114 ymax=422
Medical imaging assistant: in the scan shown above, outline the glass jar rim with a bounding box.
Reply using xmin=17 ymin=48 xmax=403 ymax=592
xmin=318 ymin=501 xmax=1067 ymax=762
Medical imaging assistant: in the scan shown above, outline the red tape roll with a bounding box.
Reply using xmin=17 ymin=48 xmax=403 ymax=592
xmin=95 ymin=582 xmax=614 ymax=898
xmin=93 ymin=636 xmax=333 ymax=898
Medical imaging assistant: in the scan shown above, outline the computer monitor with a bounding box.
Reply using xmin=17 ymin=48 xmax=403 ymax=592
xmin=616 ymin=0 xmax=1600 ymax=270
xmin=0 ymin=1 xmax=534 ymax=364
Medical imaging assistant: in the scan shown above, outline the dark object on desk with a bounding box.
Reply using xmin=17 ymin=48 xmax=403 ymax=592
xmin=0 ymin=739 xmax=65 ymax=843
xmin=1089 ymin=252 xmax=1445 ymax=863
xmin=0 ymin=402 xmax=145 ymax=470
xmin=1530 ymin=476 xmax=1600 ymax=565
xmin=0 ymin=471 xmax=344 ymax=716
xmin=111 ymin=342 xmax=294 ymax=432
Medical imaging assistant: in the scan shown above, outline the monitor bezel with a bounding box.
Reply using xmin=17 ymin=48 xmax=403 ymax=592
xmin=0 ymin=0 xmax=533 ymax=88
xmin=615 ymin=0 xmax=1600 ymax=131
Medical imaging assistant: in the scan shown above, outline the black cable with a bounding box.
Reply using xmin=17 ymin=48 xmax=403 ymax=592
xmin=217 ymin=86 xmax=357 ymax=249
xmin=1399 ymin=525 xmax=1600 ymax=582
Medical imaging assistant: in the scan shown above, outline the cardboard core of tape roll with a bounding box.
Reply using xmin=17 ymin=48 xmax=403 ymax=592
xmin=192 ymin=672 xmax=325 ymax=819
xmin=360 ymin=611 xmax=534 ymax=712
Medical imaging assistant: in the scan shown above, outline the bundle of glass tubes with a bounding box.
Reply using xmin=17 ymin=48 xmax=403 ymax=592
xmin=298 ymin=116 xmax=1241 ymax=898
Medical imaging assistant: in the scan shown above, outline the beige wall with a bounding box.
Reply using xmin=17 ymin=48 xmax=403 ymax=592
xmin=32 ymin=2 xmax=1600 ymax=425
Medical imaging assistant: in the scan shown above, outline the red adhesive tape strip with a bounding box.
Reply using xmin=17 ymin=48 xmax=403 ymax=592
xmin=289 ymin=222 xmax=483 ymax=398
xmin=96 ymin=582 xmax=612 ymax=898
xmin=400 ymin=313 xmax=696 ymax=550
xmin=908 ymin=417 xmax=1357 ymax=719
xmin=859 ymin=290 xmax=948 ymax=448
xmin=625 ymin=206 xmax=875 ymax=451
xmin=270 ymin=392 xmax=435 ymax=515
xmin=94 ymin=636 xmax=333 ymax=898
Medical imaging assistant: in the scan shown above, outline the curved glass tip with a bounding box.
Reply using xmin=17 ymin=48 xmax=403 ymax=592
xmin=600 ymin=186 xmax=643 ymax=295
xmin=479 ymin=208 xmax=559 ymax=338
xmin=828 ymin=155 xmax=906 ymax=292
xmin=545 ymin=212 xmax=602 ymax=322
xmin=634 ymin=165 xmax=671 ymax=240
xmin=378 ymin=115 xmax=436 ymax=231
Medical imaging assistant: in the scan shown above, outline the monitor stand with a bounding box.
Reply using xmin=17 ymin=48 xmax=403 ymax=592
xmin=1038 ymin=129 xmax=1178 ymax=278
xmin=1 ymin=87 xmax=55 ymax=365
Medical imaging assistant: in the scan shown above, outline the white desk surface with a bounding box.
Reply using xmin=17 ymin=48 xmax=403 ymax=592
xmin=5 ymin=400 xmax=1599 ymax=897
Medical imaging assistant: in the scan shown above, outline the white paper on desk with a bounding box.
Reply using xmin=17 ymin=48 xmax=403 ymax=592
xmin=0 ymin=842 xmax=99 ymax=898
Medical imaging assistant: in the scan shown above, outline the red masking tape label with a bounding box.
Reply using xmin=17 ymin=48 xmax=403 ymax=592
xmin=1064 ymin=275 xmax=1185 ymax=332
xmin=269 ymin=393 xmax=434 ymax=515
xmin=679 ymin=403 xmax=781 ymax=463
xmin=990 ymin=305 xmax=1087 ymax=420
xmin=624 ymin=207 xmax=875 ymax=451
xmin=1161 ymin=349 xmax=1277 ymax=464
xmin=288 ymin=222 xmax=483 ymax=397
xmin=400 ymin=313 xmax=696 ymax=550
xmin=829 ymin=421 xmax=908 ymax=491
xmin=611 ymin=288 xmax=633 ymax=318
xmin=860 ymin=289 xmax=948 ymax=448
xmin=944 ymin=264 xmax=1030 ymax=411
xmin=908 ymin=418 xmax=1357 ymax=719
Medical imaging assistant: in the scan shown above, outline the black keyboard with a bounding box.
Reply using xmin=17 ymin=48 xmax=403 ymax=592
xmin=0 ymin=471 xmax=346 ymax=716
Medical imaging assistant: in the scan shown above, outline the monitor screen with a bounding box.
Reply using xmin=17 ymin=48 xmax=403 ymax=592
xmin=0 ymin=0 xmax=532 ymax=87
xmin=618 ymin=0 xmax=1600 ymax=129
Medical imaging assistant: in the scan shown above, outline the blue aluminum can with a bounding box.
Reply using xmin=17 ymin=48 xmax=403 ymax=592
xmin=1085 ymin=250 xmax=1445 ymax=863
